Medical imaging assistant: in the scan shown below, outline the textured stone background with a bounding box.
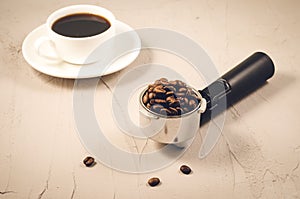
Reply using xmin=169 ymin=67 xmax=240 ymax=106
xmin=0 ymin=0 xmax=299 ymax=198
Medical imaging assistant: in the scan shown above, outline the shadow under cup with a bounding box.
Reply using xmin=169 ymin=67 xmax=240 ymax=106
xmin=46 ymin=5 xmax=116 ymax=65
xmin=139 ymin=87 xmax=207 ymax=147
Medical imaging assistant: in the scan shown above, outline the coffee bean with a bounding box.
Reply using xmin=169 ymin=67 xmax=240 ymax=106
xmin=183 ymin=107 xmax=189 ymax=112
xmin=180 ymin=165 xmax=192 ymax=175
xmin=174 ymin=92 xmax=185 ymax=97
xmin=151 ymin=104 xmax=163 ymax=112
xmin=148 ymin=177 xmax=160 ymax=187
xmin=153 ymin=87 xmax=166 ymax=94
xmin=176 ymin=80 xmax=186 ymax=86
xmin=178 ymin=87 xmax=187 ymax=93
xmin=149 ymin=99 xmax=155 ymax=105
xmin=169 ymin=80 xmax=177 ymax=85
xmin=148 ymin=92 xmax=156 ymax=99
xmin=154 ymin=84 xmax=163 ymax=89
xmin=165 ymin=86 xmax=176 ymax=92
xmin=176 ymin=107 xmax=183 ymax=114
xmin=169 ymin=100 xmax=180 ymax=107
xmin=183 ymin=97 xmax=189 ymax=104
xmin=166 ymin=91 xmax=174 ymax=96
xmin=178 ymin=97 xmax=188 ymax=105
xmin=160 ymin=108 xmax=172 ymax=115
xmin=166 ymin=96 xmax=175 ymax=103
xmin=143 ymin=92 xmax=149 ymax=104
xmin=155 ymin=79 xmax=166 ymax=84
xmin=189 ymin=99 xmax=197 ymax=109
xmin=169 ymin=107 xmax=178 ymax=114
xmin=83 ymin=156 xmax=95 ymax=167
xmin=146 ymin=103 xmax=151 ymax=109
xmin=159 ymin=77 xmax=168 ymax=82
xmin=148 ymin=84 xmax=154 ymax=92
xmin=154 ymin=99 xmax=166 ymax=104
xmin=159 ymin=108 xmax=172 ymax=115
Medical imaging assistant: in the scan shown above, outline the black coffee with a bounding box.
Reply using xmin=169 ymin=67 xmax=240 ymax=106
xmin=52 ymin=13 xmax=111 ymax=38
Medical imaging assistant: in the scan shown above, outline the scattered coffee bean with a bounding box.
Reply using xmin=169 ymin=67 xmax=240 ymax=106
xmin=148 ymin=177 xmax=160 ymax=187
xmin=142 ymin=78 xmax=201 ymax=116
xmin=180 ymin=165 xmax=192 ymax=175
xmin=83 ymin=156 xmax=95 ymax=167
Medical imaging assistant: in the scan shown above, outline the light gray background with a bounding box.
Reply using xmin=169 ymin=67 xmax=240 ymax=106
xmin=0 ymin=0 xmax=300 ymax=198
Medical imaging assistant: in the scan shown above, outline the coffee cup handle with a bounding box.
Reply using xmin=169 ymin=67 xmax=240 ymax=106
xmin=34 ymin=36 xmax=61 ymax=61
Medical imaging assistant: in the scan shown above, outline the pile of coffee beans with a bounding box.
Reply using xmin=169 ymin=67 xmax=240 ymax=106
xmin=142 ymin=78 xmax=201 ymax=116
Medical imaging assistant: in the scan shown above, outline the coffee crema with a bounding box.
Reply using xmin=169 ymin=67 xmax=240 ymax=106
xmin=52 ymin=13 xmax=111 ymax=38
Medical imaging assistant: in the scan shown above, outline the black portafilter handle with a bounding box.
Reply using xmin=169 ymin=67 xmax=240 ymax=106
xmin=199 ymin=52 xmax=275 ymax=125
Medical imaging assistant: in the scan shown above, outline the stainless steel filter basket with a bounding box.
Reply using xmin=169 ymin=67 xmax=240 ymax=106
xmin=139 ymin=87 xmax=207 ymax=146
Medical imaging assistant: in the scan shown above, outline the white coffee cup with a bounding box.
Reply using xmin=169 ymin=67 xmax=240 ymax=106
xmin=35 ymin=5 xmax=116 ymax=65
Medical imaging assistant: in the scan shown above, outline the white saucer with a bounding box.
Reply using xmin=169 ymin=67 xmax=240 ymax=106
xmin=22 ymin=20 xmax=141 ymax=79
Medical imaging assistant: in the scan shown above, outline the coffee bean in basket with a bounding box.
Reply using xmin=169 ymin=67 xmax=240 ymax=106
xmin=142 ymin=78 xmax=201 ymax=116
